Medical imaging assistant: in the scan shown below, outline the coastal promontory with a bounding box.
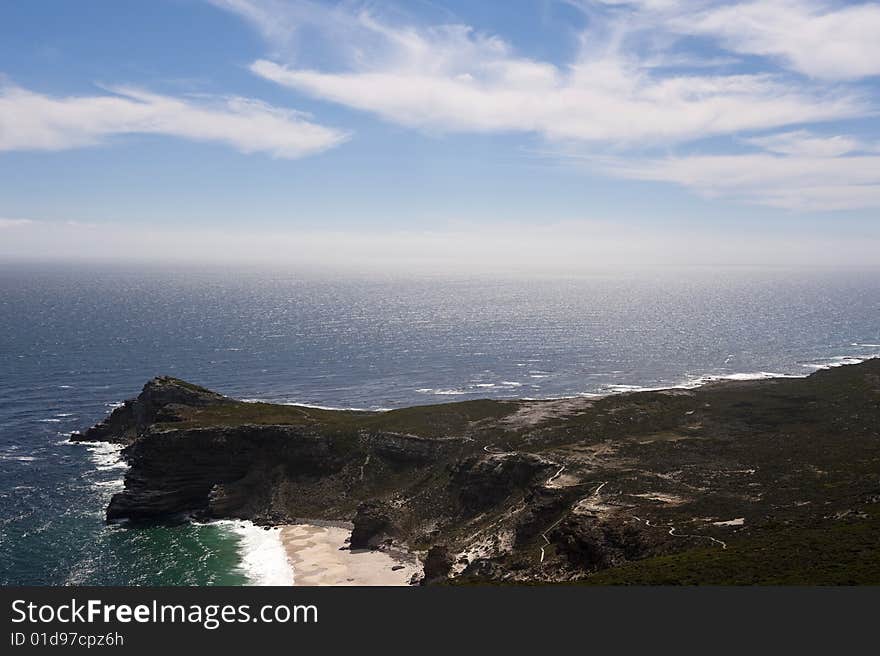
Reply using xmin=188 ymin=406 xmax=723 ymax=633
xmin=72 ymin=360 xmax=880 ymax=584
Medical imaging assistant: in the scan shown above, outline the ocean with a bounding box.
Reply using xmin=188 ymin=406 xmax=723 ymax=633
xmin=1 ymin=262 xmax=878 ymax=585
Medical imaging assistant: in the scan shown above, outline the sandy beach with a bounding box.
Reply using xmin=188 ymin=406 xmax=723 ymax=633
xmin=280 ymin=524 xmax=419 ymax=586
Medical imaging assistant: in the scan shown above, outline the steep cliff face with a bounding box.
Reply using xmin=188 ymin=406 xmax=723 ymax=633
xmin=103 ymin=424 xmax=341 ymax=522
xmin=76 ymin=377 xmax=229 ymax=444
xmin=73 ymin=360 xmax=880 ymax=584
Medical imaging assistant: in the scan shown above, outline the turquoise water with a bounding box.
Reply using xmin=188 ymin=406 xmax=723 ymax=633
xmin=1 ymin=263 xmax=878 ymax=585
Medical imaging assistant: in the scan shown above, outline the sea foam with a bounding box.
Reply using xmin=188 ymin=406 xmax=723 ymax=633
xmin=215 ymin=520 xmax=294 ymax=586
xmin=84 ymin=441 xmax=127 ymax=493
xmin=86 ymin=442 xmax=127 ymax=471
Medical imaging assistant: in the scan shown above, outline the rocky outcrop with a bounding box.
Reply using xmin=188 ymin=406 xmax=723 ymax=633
xmin=451 ymin=452 xmax=557 ymax=516
xmin=421 ymin=545 xmax=454 ymax=584
xmin=363 ymin=432 xmax=454 ymax=463
xmin=105 ymin=424 xmax=342 ymax=522
xmin=350 ymin=500 xmax=396 ymax=549
xmin=549 ymin=517 xmax=657 ymax=570
xmin=73 ymin=359 xmax=880 ymax=584
xmin=72 ymin=377 xmax=228 ymax=444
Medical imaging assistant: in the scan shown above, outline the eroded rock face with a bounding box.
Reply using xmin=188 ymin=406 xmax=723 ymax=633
xmin=350 ymin=500 xmax=396 ymax=549
xmin=105 ymin=425 xmax=339 ymax=522
xmin=549 ymin=517 xmax=656 ymax=570
xmin=450 ymin=452 xmax=557 ymax=516
xmin=364 ymin=432 xmax=448 ymax=463
xmin=512 ymin=488 xmax=577 ymax=546
xmin=421 ymin=545 xmax=454 ymax=584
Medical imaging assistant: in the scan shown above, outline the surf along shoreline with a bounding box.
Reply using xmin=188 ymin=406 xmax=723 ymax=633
xmin=72 ymin=354 xmax=880 ymax=585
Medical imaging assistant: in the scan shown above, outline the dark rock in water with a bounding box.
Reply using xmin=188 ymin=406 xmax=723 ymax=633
xmin=350 ymin=500 xmax=396 ymax=549
xmin=74 ymin=359 xmax=880 ymax=584
xmin=391 ymin=565 xmax=405 ymax=571
xmin=421 ymin=545 xmax=454 ymax=584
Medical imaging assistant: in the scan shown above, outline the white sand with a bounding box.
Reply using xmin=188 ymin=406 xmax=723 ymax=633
xmin=281 ymin=524 xmax=419 ymax=586
xmin=713 ymin=517 xmax=746 ymax=527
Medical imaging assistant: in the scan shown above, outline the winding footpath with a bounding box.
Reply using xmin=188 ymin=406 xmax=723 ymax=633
xmin=631 ymin=515 xmax=727 ymax=550
xmin=540 ymin=480 xmax=607 ymax=563
xmin=545 ymin=464 xmax=566 ymax=487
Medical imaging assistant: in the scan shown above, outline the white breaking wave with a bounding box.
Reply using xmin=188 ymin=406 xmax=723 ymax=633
xmin=92 ymin=476 xmax=124 ymax=492
xmin=85 ymin=442 xmax=127 ymax=471
xmin=419 ymin=380 xmax=526 ymax=395
xmin=469 ymin=381 xmax=525 ymax=389
xmin=214 ymin=520 xmax=294 ymax=586
xmin=690 ymin=371 xmax=801 ymax=383
xmin=416 ymin=388 xmax=466 ymax=395
xmin=605 ymin=384 xmax=657 ymax=392
xmin=283 ymin=401 xmax=390 ymax=412
xmin=599 ymin=353 xmax=878 ymax=396
xmin=604 ymin=372 xmax=799 ymax=395
xmin=801 ymin=353 xmax=879 ymax=370
xmin=78 ymin=435 xmax=291 ymax=585
xmin=240 ymin=398 xmax=388 ymax=412
xmin=420 ymin=354 xmax=877 ymax=401
xmin=83 ymin=442 xmax=128 ymax=493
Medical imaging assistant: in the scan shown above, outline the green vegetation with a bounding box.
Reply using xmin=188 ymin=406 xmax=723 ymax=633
xmin=584 ymin=505 xmax=880 ymax=585
xmin=93 ymin=361 xmax=880 ymax=584
xmin=159 ymin=377 xmax=219 ymax=395
xmin=164 ymin=401 xmax=369 ymax=429
xmin=162 ymin=397 xmax=518 ymax=437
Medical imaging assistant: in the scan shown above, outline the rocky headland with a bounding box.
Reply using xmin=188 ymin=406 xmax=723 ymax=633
xmin=71 ymin=360 xmax=880 ymax=584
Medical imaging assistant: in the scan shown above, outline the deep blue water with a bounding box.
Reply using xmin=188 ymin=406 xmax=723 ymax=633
xmin=1 ymin=263 xmax=878 ymax=585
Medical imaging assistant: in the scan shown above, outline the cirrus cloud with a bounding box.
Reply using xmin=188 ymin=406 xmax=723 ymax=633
xmin=601 ymin=144 xmax=880 ymax=211
xmin=250 ymin=58 xmax=861 ymax=145
xmin=214 ymin=0 xmax=880 ymax=210
xmin=238 ymin=1 xmax=866 ymax=145
xmin=0 ymin=217 xmax=35 ymax=228
xmin=0 ymin=83 xmax=349 ymax=158
xmin=675 ymin=0 xmax=880 ymax=81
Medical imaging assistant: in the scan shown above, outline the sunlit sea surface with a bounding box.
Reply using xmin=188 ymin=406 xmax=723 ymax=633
xmin=1 ymin=263 xmax=878 ymax=585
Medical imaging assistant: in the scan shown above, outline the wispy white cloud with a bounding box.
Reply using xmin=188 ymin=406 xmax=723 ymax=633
xmin=0 ymin=84 xmax=348 ymax=157
xmin=0 ymin=217 xmax=35 ymax=228
xmin=584 ymin=0 xmax=880 ymax=81
xmin=210 ymin=0 xmax=880 ymax=210
xmin=251 ymin=58 xmax=859 ymax=144
xmin=602 ymin=145 xmax=880 ymax=210
xmin=674 ymin=0 xmax=880 ymax=81
xmin=743 ymin=130 xmax=865 ymax=158
xmin=207 ymin=0 xmax=366 ymax=54
xmin=234 ymin=1 xmax=864 ymax=145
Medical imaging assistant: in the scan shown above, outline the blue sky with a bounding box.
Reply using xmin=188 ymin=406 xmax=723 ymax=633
xmin=1 ymin=0 xmax=879 ymax=269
